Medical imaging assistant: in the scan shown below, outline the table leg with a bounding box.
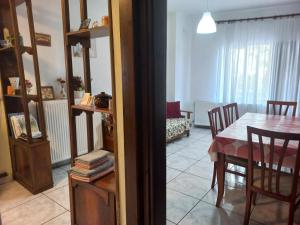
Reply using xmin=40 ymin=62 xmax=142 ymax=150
xmin=216 ymin=152 xmax=225 ymax=207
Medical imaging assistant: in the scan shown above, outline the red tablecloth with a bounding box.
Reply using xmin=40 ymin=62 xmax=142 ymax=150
xmin=208 ymin=113 xmax=300 ymax=168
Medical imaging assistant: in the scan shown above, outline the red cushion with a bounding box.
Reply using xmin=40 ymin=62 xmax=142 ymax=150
xmin=167 ymin=101 xmax=181 ymax=118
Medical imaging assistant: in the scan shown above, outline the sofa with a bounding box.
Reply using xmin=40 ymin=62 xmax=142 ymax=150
xmin=166 ymin=101 xmax=192 ymax=142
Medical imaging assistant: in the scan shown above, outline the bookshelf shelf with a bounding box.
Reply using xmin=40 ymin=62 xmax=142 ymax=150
xmin=66 ymin=26 xmax=109 ymax=40
xmin=0 ymin=46 xmax=33 ymax=55
xmin=71 ymin=104 xmax=112 ymax=114
xmin=4 ymin=94 xmax=38 ymax=101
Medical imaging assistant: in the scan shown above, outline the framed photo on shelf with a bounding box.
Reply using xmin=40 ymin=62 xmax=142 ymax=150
xmin=41 ymin=86 xmax=55 ymax=100
xmin=35 ymin=33 xmax=51 ymax=46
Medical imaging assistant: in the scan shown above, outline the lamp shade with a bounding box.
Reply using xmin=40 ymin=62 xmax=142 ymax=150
xmin=197 ymin=12 xmax=217 ymax=34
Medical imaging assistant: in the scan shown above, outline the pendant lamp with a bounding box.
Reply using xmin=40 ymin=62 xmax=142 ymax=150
xmin=197 ymin=1 xmax=217 ymax=34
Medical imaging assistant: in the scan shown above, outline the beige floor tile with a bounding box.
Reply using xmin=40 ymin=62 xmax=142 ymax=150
xmin=250 ymin=196 xmax=300 ymax=225
xmin=1 ymin=195 xmax=66 ymax=225
xmin=44 ymin=185 xmax=70 ymax=210
xmin=225 ymin=176 xmax=246 ymax=190
xmin=167 ymin=143 xmax=185 ymax=156
xmin=168 ymin=173 xmax=211 ymax=199
xmin=167 ymin=154 xmax=197 ymax=171
xmin=202 ymin=185 xmax=249 ymax=216
xmin=167 ymin=220 xmax=176 ymax=225
xmin=167 ymin=189 xmax=199 ymax=224
xmin=186 ymin=160 xmax=214 ymax=180
xmin=44 ymin=169 xmax=68 ymax=194
xmin=178 ymin=201 xmax=262 ymax=225
xmin=167 ymin=167 xmax=182 ymax=183
xmin=44 ymin=211 xmax=71 ymax=225
xmin=176 ymin=147 xmax=208 ymax=161
xmin=0 ymin=181 xmax=41 ymax=213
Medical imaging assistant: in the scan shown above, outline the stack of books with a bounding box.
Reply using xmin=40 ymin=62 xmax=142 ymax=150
xmin=70 ymin=150 xmax=114 ymax=182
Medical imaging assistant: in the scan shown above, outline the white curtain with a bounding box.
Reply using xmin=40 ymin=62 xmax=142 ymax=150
xmin=216 ymin=17 xmax=300 ymax=115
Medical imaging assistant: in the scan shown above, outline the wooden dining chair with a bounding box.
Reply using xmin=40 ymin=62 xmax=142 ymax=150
xmin=208 ymin=107 xmax=247 ymax=189
xmin=266 ymin=100 xmax=297 ymax=117
xmin=223 ymin=103 xmax=239 ymax=127
xmin=244 ymin=126 xmax=300 ymax=225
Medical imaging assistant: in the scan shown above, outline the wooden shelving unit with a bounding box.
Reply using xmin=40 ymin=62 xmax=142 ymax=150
xmin=62 ymin=0 xmax=115 ymax=164
xmin=0 ymin=0 xmax=53 ymax=194
xmin=62 ymin=0 xmax=116 ymax=224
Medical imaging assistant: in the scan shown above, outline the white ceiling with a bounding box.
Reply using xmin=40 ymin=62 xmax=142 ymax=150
xmin=168 ymin=0 xmax=300 ymax=13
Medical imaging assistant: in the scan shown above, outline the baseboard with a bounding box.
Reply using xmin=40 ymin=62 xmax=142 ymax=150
xmin=52 ymin=158 xmax=71 ymax=168
xmin=193 ymin=125 xmax=210 ymax=129
xmin=0 ymin=173 xmax=13 ymax=185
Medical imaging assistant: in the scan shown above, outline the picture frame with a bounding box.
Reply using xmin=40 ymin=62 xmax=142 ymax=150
xmin=41 ymin=86 xmax=55 ymax=100
xmin=35 ymin=33 xmax=51 ymax=46
xmin=79 ymin=18 xmax=91 ymax=30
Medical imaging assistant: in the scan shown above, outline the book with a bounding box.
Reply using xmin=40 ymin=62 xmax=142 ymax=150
xmin=71 ymin=157 xmax=114 ymax=177
xmin=9 ymin=113 xmax=42 ymax=139
xmin=75 ymin=157 xmax=109 ymax=170
xmin=75 ymin=150 xmax=111 ymax=165
xmin=70 ymin=166 xmax=114 ymax=182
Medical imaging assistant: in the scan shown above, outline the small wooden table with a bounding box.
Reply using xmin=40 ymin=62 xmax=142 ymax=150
xmin=208 ymin=113 xmax=300 ymax=206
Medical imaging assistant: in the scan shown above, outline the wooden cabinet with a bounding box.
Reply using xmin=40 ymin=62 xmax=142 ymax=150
xmin=0 ymin=0 xmax=53 ymax=193
xmin=69 ymin=173 xmax=116 ymax=225
xmin=10 ymin=139 xmax=53 ymax=194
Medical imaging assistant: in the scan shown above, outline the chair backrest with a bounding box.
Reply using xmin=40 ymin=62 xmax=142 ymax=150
xmin=223 ymin=103 xmax=239 ymax=127
xmin=266 ymin=100 xmax=297 ymax=117
xmin=208 ymin=107 xmax=224 ymax=139
xmin=247 ymin=126 xmax=300 ymax=199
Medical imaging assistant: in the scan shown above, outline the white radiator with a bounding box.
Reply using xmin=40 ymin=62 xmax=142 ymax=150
xmin=194 ymin=100 xmax=221 ymax=126
xmin=43 ymin=99 xmax=103 ymax=164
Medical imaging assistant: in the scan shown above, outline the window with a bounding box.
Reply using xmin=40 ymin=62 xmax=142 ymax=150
xmin=217 ymin=44 xmax=272 ymax=105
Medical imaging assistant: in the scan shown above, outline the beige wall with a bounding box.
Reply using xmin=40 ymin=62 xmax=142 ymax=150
xmin=0 ymin=81 xmax=12 ymax=184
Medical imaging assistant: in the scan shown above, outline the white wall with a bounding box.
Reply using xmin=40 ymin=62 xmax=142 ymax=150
xmin=168 ymin=3 xmax=300 ymax=108
xmin=16 ymin=0 xmax=112 ymax=97
xmin=166 ymin=13 xmax=176 ymax=101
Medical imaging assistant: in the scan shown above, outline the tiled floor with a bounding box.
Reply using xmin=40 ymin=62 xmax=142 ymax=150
xmin=0 ymin=166 xmax=70 ymax=225
xmin=0 ymin=127 xmax=300 ymax=225
xmin=166 ymin=128 xmax=300 ymax=225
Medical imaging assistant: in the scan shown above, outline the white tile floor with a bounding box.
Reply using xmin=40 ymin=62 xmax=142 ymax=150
xmin=0 ymin=167 xmax=70 ymax=225
xmin=0 ymin=127 xmax=300 ymax=225
xmin=166 ymin=127 xmax=300 ymax=225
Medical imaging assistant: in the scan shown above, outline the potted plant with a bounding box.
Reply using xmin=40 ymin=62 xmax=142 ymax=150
xmin=57 ymin=78 xmax=66 ymax=98
xmin=72 ymin=76 xmax=84 ymax=98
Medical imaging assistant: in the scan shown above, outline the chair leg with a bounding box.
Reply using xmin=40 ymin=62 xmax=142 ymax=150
xmin=243 ymin=190 xmax=253 ymax=225
xmin=211 ymin=162 xmax=217 ymax=189
xmin=288 ymin=203 xmax=295 ymax=225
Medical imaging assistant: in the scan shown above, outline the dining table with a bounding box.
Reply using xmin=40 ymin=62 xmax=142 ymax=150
xmin=208 ymin=112 xmax=300 ymax=207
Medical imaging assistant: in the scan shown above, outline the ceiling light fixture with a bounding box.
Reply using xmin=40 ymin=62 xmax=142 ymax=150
xmin=197 ymin=0 xmax=217 ymax=34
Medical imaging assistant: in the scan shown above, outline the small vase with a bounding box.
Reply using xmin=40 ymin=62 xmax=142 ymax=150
xmin=60 ymin=84 xmax=66 ymax=99
xmin=74 ymin=90 xmax=84 ymax=99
